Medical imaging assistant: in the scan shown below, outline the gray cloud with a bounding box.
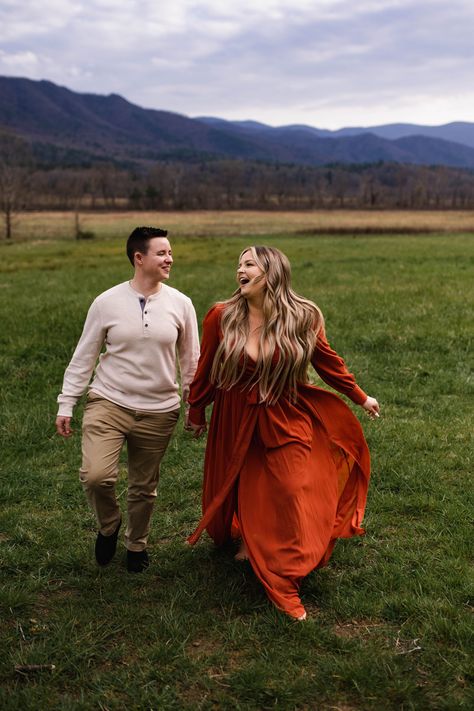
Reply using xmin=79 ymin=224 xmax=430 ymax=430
xmin=0 ymin=0 xmax=473 ymax=128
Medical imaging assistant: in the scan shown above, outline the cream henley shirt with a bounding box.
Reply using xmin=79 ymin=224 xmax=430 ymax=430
xmin=57 ymin=281 xmax=200 ymax=418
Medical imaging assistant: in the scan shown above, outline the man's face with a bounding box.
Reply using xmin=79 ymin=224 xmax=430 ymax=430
xmin=136 ymin=237 xmax=173 ymax=282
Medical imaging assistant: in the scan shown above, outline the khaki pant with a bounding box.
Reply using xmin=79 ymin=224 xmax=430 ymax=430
xmin=80 ymin=393 xmax=179 ymax=551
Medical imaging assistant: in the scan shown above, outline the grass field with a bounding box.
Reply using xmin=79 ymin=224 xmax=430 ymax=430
xmin=0 ymin=213 xmax=473 ymax=709
xmin=8 ymin=208 xmax=474 ymax=243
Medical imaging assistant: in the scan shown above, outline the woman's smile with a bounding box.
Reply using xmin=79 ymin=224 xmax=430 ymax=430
xmin=237 ymin=250 xmax=266 ymax=296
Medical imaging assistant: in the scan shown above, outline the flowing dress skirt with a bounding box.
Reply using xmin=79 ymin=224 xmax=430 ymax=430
xmin=188 ymin=381 xmax=370 ymax=619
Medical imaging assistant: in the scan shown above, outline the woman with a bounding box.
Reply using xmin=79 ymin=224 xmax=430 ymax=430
xmin=186 ymin=246 xmax=379 ymax=620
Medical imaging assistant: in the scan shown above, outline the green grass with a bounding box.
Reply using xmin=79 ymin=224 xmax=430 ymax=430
xmin=0 ymin=227 xmax=473 ymax=710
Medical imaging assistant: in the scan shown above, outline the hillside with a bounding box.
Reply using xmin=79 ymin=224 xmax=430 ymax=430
xmin=1 ymin=76 xmax=474 ymax=168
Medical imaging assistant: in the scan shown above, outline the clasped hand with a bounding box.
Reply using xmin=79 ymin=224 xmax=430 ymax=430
xmin=184 ymin=412 xmax=207 ymax=438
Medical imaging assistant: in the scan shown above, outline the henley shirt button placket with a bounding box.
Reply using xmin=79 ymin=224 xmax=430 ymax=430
xmin=138 ymin=296 xmax=150 ymax=336
xmin=144 ymin=304 xmax=149 ymax=334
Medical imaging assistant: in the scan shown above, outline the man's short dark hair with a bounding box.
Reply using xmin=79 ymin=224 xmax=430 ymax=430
xmin=126 ymin=226 xmax=168 ymax=266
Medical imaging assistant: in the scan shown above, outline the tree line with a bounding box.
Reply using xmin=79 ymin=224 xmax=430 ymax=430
xmin=27 ymin=161 xmax=474 ymax=211
xmin=2 ymin=130 xmax=474 ymax=239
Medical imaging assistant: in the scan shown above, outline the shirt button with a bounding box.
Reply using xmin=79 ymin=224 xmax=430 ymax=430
xmin=144 ymin=311 xmax=148 ymax=314
xmin=145 ymin=324 xmax=148 ymax=327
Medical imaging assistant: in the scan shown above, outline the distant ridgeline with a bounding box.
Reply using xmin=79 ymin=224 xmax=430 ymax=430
xmin=1 ymin=75 xmax=474 ymax=210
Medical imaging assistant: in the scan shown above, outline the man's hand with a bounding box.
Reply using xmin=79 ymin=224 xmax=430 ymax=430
xmin=55 ymin=416 xmax=73 ymax=438
xmin=184 ymin=412 xmax=207 ymax=439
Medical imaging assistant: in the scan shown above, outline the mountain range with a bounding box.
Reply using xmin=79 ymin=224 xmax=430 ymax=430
xmin=198 ymin=117 xmax=474 ymax=147
xmin=1 ymin=75 xmax=474 ymax=169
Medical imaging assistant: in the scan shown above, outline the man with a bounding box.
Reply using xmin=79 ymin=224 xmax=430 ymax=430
xmin=55 ymin=226 xmax=199 ymax=573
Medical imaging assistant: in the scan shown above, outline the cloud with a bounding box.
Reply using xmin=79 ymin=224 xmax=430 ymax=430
xmin=0 ymin=0 xmax=473 ymax=127
xmin=0 ymin=50 xmax=39 ymax=69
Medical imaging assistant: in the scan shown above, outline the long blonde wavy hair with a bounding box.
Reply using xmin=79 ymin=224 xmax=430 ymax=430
xmin=210 ymin=246 xmax=324 ymax=404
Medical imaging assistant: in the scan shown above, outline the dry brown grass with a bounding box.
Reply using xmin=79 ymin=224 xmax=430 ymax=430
xmin=11 ymin=208 xmax=474 ymax=242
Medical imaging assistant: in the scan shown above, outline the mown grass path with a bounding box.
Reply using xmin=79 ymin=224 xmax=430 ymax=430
xmin=0 ymin=225 xmax=472 ymax=709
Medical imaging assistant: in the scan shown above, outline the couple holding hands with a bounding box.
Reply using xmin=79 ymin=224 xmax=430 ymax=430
xmin=56 ymin=226 xmax=379 ymax=621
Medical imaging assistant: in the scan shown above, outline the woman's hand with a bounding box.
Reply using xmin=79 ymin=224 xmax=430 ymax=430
xmin=362 ymin=396 xmax=380 ymax=420
xmin=184 ymin=412 xmax=207 ymax=438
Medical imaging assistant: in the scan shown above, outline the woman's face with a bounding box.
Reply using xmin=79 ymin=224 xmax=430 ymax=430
xmin=237 ymin=250 xmax=266 ymax=299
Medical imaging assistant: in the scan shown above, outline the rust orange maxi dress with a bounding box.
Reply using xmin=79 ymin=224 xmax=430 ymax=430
xmin=187 ymin=304 xmax=371 ymax=619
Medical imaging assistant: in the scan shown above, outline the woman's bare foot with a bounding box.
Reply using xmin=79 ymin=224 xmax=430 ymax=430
xmin=234 ymin=540 xmax=249 ymax=561
xmin=296 ymin=612 xmax=307 ymax=621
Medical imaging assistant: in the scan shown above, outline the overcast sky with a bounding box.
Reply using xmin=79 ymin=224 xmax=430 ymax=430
xmin=0 ymin=0 xmax=473 ymax=129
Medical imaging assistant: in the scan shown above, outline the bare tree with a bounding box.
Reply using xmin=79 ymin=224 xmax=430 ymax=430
xmin=0 ymin=131 xmax=33 ymax=240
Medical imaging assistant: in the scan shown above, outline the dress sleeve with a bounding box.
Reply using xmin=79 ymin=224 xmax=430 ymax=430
xmin=187 ymin=304 xmax=223 ymax=425
xmin=311 ymin=326 xmax=368 ymax=406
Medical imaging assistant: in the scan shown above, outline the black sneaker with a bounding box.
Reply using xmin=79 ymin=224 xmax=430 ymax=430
xmin=95 ymin=519 xmax=121 ymax=566
xmin=127 ymin=549 xmax=149 ymax=573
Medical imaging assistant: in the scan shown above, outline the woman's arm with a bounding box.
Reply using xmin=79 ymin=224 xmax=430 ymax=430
xmin=311 ymin=326 xmax=379 ymax=418
xmin=186 ymin=304 xmax=223 ymax=431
